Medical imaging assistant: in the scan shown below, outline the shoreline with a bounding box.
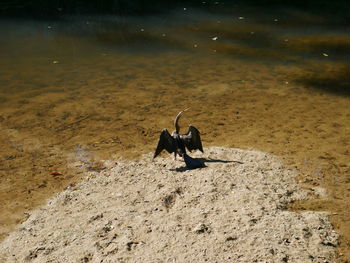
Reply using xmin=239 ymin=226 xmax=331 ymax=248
xmin=0 ymin=147 xmax=339 ymax=262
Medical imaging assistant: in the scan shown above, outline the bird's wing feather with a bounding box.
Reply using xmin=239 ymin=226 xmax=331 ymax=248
xmin=153 ymin=129 xmax=175 ymax=159
xmin=180 ymin=125 xmax=203 ymax=153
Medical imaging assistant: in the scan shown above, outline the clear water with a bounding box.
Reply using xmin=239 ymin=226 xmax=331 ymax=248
xmin=0 ymin=6 xmax=350 ymax=259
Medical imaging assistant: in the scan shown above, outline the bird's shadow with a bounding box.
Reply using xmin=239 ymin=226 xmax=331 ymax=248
xmin=170 ymin=157 xmax=244 ymax=172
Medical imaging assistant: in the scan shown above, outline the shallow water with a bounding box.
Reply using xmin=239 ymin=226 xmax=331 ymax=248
xmin=0 ymin=7 xmax=350 ymax=261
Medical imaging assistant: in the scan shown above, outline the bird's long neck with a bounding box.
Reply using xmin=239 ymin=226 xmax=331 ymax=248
xmin=174 ymin=111 xmax=184 ymax=133
xmin=174 ymin=109 xmax=189 ymax=133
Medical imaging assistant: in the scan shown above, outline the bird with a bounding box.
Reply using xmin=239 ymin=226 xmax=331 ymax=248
xmin=153 ymin=109 xmax=204 ymax=169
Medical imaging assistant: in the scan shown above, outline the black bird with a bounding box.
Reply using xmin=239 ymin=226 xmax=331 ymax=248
xmin=153 ymin=109 xmax=204 ymax=169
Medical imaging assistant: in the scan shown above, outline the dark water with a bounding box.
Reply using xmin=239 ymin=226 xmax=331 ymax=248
xmin=1 ymin=7 xmax=350 ymax=98
xmin=0 ymin=6 xmax=350 ymax=261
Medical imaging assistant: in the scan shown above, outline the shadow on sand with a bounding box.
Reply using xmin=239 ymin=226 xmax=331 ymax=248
xmin=171 ymin=157 xmax=244 ymax=172
xmin=297 ymin=65 xmax=350 ymax=97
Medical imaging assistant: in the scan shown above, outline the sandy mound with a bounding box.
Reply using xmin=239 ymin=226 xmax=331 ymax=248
xmin=0 ymin=147 xmax=338 ymax=263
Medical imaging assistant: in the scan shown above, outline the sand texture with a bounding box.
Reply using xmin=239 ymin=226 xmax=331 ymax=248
xmin=0 ymin=147 xmax=339 ymax=263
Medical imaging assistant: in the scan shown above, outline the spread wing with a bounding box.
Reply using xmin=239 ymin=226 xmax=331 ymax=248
xmin=180 ymin=125 xmax=203 ymax=153
xmin=153 ymin=129 xmax=175 ymax=159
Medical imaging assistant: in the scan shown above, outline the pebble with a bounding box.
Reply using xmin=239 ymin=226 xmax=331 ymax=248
xmin=193 ymin=223 xmax=209 ymax=234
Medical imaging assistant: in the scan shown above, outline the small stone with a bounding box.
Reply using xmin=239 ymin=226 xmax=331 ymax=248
xmin=88 ymin=213 xmax=104 ymax=223
xmin=50 ymin=171 xmax=63 ymax=176
xmin=5 ymin=155 xmax=16 ymax=160
xmin=126 ymin=241 xmax=139 ymax=251
xmin=225 ymin=236 xmax=237 ymax=241
xmin=193 ymin=223 xmax=209 ymax=234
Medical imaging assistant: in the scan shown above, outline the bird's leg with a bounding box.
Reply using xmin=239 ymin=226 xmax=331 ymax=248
xmin=174 ymin=151 xmax=177 ymax=160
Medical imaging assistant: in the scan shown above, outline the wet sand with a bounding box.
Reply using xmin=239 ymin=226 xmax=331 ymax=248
xmin=0 ymin=10 xmax=350 ymax=261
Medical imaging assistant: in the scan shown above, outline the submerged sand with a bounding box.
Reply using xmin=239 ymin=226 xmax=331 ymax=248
xmin=0 ymin=147 xmax=338 ymax=262
xmin=1 ymin=13 xmax=350 ymax=260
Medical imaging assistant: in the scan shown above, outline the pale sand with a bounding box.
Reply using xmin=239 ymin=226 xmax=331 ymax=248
xmin=0 ymin=147 xmax=339 ymax=262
